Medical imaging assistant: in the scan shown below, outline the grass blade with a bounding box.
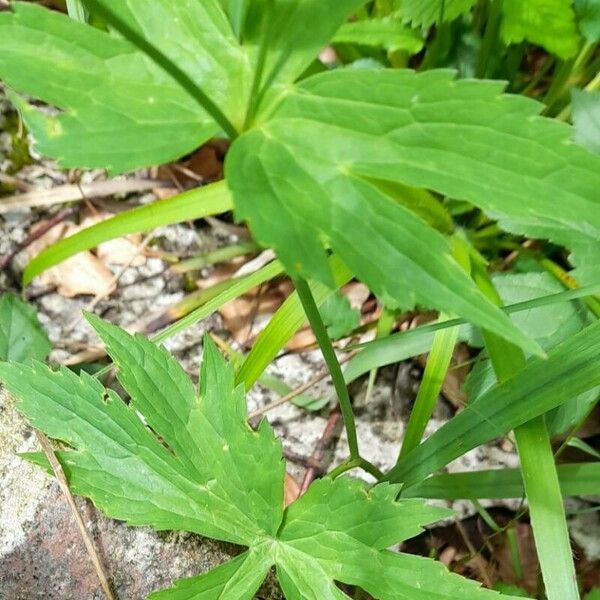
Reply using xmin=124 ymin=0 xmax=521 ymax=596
xmin=152 ymin=260 xmax=284 ymax=344
xmin=24 ymin=181 xmax=233 ymax=285
xmin=386 ymin=319 xmax=600 ymax=486
xmin=403 ymin=463 xmax=600 ymax=499
xmin=478 ymin=262 xmax=578 ymax=600
xmin=399 ymin=314 xmax=458 ymax=458
xmin=235 ymin=256 xmax=353 ymax=389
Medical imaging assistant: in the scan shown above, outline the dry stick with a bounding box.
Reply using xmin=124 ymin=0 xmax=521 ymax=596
xmin=0 ymin=178 xmax=166 ymax=214
xmin=247 ymin=350 xmax=357 ymax=420
xmin=300 ymin=407 xmax=343 ymax=495
xmin=454 ymin=519 xmax=493 ymax=589
xmin=0 ymin=206 xmax=78 ymax=272
xmin=35 ymin=431 xmax=116 ymax=600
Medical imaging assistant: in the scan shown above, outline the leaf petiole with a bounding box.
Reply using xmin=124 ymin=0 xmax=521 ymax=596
xmin=294 ymin=277 xmax=360 ymax=460
xmin=79 ymin=0 xmax=239 ymax=140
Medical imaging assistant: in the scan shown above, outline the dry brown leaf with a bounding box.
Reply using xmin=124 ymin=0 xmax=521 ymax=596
xmin=492 ymin=523 xmax=539 ymax=594
xmin=218 ymin=279 xmax=292 ymax=344
xmin=284 ymin=473 xmax=300 ymax=508
xmin=28 ymin=220 xmax=115 ymax=298
xmin=97 ymin=236 xmax=145 ymax=267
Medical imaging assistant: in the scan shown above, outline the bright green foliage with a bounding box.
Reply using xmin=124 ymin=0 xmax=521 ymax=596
xmin=585 ymin=588 xmax=600 ymax=600
xmin=0 ymin=294 xmax=51 ymax=364
xmin=228 ymin=67 xmax=600 ymax=354
xmin=398 ymin=0 xmax=476 ymax=28
xmin=24 ymin=180 xmax=234 ymax=285
xmin=388 ymin=318 xmax=600 ymax=487
xmin=574 ymin=0 xmax=600 ymax=41
xmin=241 ymin=0 xmax=365 ymax=102
xmin=493 ymin=584 xmax=532 ymax=598
xmin=320 ymin=291 xmax=361 ymax=340
xmin=0 ymin=318 xmax=523 ymax=599
xmin=3 ymin=2 xmax=600 ymax=360
xmin=572 ymin=89 xmax=600 ymax=155
xmin=464 ymin=272 xmax=598 ymax=434
xmin=333 ymin=16 xmax=424 ymax=53
xmin=0 ymin=2 xmax=248 ymax=173
xmin=501 ymin=0 xmax=580 ymax=58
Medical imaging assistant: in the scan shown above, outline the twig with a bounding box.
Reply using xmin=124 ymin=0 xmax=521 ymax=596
xmin=0 ymin=178 xmax=166 ymax=214
xmin=0 ymin=206 xmax=78 ymax=272
xmin=247 ymin=351 xmax=356 ymax=420
xmin=300 ymin=407 xmax=343 ymax=494
xmin=35 ymin=431 xmax=115 ymax=600
xmin=455 ymin=519 xmax=493 ymax=588
xmin=0 ymin=172 xmax=30 ymax=192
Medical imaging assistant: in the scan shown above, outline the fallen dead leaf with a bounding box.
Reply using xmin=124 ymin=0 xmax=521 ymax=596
xmin=284 ymin=473 xmax=300 ymax=507
xmin=28 ymin=220 xmax=115 ymax=298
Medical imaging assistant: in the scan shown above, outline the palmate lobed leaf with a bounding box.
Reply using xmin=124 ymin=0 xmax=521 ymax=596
xmin=397 ymin=0 xmax=477 ymax=28
xmin=0 ymin=318 xmax=522 ymax=599
xmin=227 ymin=67 xmax=600 ymax=355
xmin=0 ymin=2 xmax=249 ymax=174
xmin=0 ymin=294 xmax=51 ymax=364
xmin=501 ymin=0 xmax=580 ymax=59
xmin=2 ymin=1 xmax=597 ymax=361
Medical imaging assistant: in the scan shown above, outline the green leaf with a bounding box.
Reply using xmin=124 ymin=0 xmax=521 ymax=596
xmin=403 ymin=462 xmax=600 ymax=499
xmin=572 ymin=89 xmax=600 ymax=155
xmin=464 ymin=272 xmax=598 ymax=435
xmin=388 ymin=319 xmax=600 ymax=487
xmin=574 ymin=0 xmax=600 ymax=41
xmin=0 ymin=319 xmax=523 ymax=599
xmin=501 ymin=0 xmax=580 ymax=58
xmin=228 ymin=69 xmax=561 ymax=356
xmin=243 ymin=0 xmax=365 ymax=98
xmin=333 ymin=16 xmax=424 ymax=53
xmin=0 ymin=294 xmax=51 ymax=364
xmin=236 ymin=255 xmax=353 ymax=390
xmin=24 ymin=180 xmax=233 ymax=284
xmin=399 ymin=0 xmax=476 ymax=28
xmin=320 ymin=291 xmax=361 ymax=340
xmin=0 ymin=2 xmax=249 ymax=174
xmin=493 ymin=583 xmax=532 ymax=598
xmin=585 ymin=587 xmax=600 ymax=600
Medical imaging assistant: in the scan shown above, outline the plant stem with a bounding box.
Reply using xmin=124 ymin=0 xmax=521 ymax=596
xmin=328 ymin=457 xmax=384 ymax=480
xmin=243 ymin=0 xmax=274 ymax=129
xmin=79 ymin=0 xmax=239 ymax=140
xmin=476 ymin=270 xmax=578 ymax=600
xmin=476 ymin=0 xmax=503 ymax=79
xmin=294 ymin=277 xmax=360 ymax=460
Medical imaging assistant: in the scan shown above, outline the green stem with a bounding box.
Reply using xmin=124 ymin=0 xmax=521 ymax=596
xmin=79 ymin=0 xmax=239 ymax=140
xmin=476 ymin=269 xmax=578 ymax=600
xmin=476 ymin=0 xmax=503 ymax=79
xmin=543 ymin=59 xmax=576 ymax=113
xmin=543 ymin=42 xmax=596 ymax=116
xmin=243 ymin=0 xmax=273 ymax=129
xmin=294 ymin=277 xmax=360 ymax=460
xmin=328 ymin=457 xmax=384 ymax=480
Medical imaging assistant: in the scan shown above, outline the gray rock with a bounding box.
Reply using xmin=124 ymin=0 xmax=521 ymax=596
xmin=0 ymin=389 xmax=282 ymax=600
